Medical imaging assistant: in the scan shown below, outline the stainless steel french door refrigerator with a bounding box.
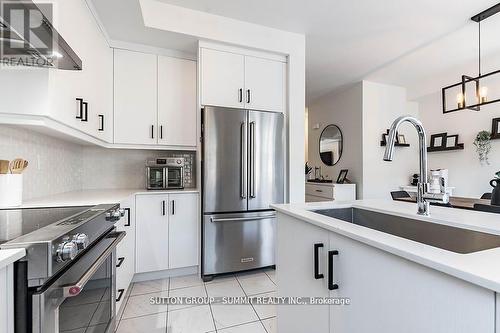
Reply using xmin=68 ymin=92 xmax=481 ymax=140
xmin=201 ymin=106 xmax=284 ymax=280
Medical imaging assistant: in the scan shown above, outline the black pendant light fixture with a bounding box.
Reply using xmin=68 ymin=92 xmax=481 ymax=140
xmin=442 ymin=3 xmax=500 ymax=113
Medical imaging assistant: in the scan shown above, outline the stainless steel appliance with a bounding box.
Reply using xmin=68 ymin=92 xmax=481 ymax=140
xmin=0 ymin=0 xmax=82 ymax=70
xmin=146 ymin=157 xmax=185 ymax=190
xmin=0 ymin=204 xmax=125 ymax=333
xmin=201 ymin=106 xmax=284 ymax=280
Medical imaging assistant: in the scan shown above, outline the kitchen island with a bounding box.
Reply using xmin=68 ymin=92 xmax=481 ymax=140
xmin=272 ymin=200 xmax=500 ymax=333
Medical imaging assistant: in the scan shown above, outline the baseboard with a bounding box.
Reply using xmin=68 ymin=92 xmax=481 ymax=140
xmin=132 ymin=266 xmax=199 ymax=283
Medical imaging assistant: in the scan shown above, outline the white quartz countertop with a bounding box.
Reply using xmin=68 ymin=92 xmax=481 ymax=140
xmin=0 ymin=248 xmax=25 ymax=269
xmin=16 ymin=188 xmax=199 ymax=208
xmin=271 ymin=199 xmax=500 ymax=293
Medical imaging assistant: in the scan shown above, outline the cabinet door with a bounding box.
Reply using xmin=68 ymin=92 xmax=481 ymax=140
xmin=200 ymin=48 xmax=245 ymax=109
xmin=158 ymin=56 xmax=197 ymax=146
xmin=114 ymin=50 xmax=158 ymax=145
xmin=328 ymin=232 xmax=495 ymax=333
xmin=244 ymin=56 xmax=285 ymax=112
xmin=48 ymin=0 xmax=113 ymax=140
xmin=168 ymin=193 xmax=199 ymax=269
xmin=276 ymin=213 xmax=330 ymax=333
xmin=115 ymin=196 xmax=136 ymax=314
xmin=135 ymin=194 xmax=169 ymax=273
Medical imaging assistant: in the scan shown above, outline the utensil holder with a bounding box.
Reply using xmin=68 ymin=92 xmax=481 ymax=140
xmin=0 ymin=174 xmax=23 ymax=207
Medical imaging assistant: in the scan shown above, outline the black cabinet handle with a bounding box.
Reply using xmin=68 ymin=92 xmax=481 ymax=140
xmin=76 ymin=98 xmax=83 ymax=119
xmin=124 ymin=208 xmax=131 ymax=227
xmin=247 ymin=89 xmax=251 ymax=103
xmin=162 ymin=200 xmax=166 ymax=216
xmin=81 ymin=102 xmax=88 ymax=122
xmin=116 ymin=289 xmax=125 ymax=302
xmin=171 ymin=200 xmax=175 ymax=215
xmin=151 ymin=125 xmax=154 ymax=139
xmin=314 ymin=243 xmax=324 ymax=279
xmin=98 ymin=114 xmax=104 ymax=131
xmin=116 ymin=257 xmax=125 ymax=268
xmin=160 ymin=125 xmax=163 ymax=139
xmin=239 ymin=88 xmax=243 ymax=103
xmin=328 ymin=250 xmax=339 ymax=290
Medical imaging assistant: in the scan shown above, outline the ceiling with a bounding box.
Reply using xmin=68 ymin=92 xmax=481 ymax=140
xmin=90 ymin=0 xmax=500 ymax=104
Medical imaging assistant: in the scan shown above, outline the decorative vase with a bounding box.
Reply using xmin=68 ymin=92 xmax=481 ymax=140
xmin=491 ymin=179 xmax=500 ymax=206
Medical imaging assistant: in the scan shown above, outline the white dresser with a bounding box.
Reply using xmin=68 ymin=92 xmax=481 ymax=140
xmin=305 ymin=182 xmax=356 ymax=202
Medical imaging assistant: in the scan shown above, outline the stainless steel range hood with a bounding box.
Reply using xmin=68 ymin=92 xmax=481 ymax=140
xmin=0 ymin=0 xmax=82 ymax=70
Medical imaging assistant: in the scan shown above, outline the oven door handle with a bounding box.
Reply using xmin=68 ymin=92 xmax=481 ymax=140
xmin=62 ymin=231 xmax=125 ymax=298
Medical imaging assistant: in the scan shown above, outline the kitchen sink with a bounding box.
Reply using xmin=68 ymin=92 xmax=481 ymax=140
xmin=313 ymin=208 xmax=500 ymax=254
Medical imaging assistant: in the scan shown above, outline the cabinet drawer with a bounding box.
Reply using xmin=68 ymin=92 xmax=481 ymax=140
xmin=305 ymin=184 xmax=334 ymax=199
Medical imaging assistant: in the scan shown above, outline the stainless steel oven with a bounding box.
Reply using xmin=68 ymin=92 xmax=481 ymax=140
xmin=32 ymin=231 xmax=125 ymax=333
xmin=0 ymin=204 xmax=126 ymax=333
xmin=146 ymin=157 xmax=184 ymax=190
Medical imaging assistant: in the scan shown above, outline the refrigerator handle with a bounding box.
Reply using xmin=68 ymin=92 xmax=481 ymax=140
xmin=240 ymin=121 xmax=247 ymax=199
xmin=250 ymin=121 xmax=256 ymax=198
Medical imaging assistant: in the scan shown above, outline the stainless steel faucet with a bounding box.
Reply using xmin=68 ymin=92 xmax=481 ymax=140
xmin=383 ymin=115 xmax=449 ymax=216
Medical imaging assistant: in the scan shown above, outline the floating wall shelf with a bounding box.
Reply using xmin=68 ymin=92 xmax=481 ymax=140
xmin=380 ymin=141 xmax=410 ymax=147
xmin=427 ymin=143 xmax=464 ymax=152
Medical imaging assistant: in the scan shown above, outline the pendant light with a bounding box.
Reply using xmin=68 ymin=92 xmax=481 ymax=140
xmin=442 ymin=3 xmax=500 ymax=113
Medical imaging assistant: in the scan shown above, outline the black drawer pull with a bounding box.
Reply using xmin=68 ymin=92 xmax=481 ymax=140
xmin=315 ymin=189 xmax=323 ymax=192
xmin=116 ymin=257 xmax=125 ymax=268
xmin=81 ymin=101 xmax=88 ymax=122
xmin=98 ymin=114 xmax=104 ymax=131
xmin=116 ymin=289 xmax=125 ymax=302
xmin=239 ymin=88 xmax=243 ymax=103
xmin=162 ymin=200 xmax=166 ymax=216
xmin=314 ymin=243 xmax=324 ymax=279
xmin=124 ymin=208 xmax=131 ymax=227
xmin=171 ymin=200 xmax=175 ymax=215
xmin=151 ymin=125 xmax=154 ymax=139
xmin=328 ymin=250 xmax=339 ymax=290
xmin=76 ymin=98 xmax=83 ymax=119
xmin=247 ymin=89 xmax=251 ymax=103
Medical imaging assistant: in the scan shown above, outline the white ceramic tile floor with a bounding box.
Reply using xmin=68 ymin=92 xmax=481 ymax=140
xmin=116 ymin=269 xmax=276 ymax=333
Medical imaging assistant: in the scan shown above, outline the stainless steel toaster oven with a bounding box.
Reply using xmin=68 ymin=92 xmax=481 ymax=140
xmin=146 ymin=157 xmax=185 ymax=190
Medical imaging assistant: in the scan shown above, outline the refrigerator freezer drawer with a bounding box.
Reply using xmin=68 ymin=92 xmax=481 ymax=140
xmin=203 ymin=212 xmax=276 ymax=275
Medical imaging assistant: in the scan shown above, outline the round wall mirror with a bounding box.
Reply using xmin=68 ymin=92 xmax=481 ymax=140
xmin=319 ymin=124 xmax=343 ymax=166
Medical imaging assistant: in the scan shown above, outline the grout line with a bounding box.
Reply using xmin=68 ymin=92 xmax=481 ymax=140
xmin=203 ymin=281 xmax=218 ymax=333
xmin=165 ymin=277 xmax=170 ymax=333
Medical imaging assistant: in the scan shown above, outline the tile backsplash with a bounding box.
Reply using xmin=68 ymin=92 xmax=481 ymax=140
xmin=0 ymin=126 xmax=83 ymax=200
xmin=0 ymin=125 xmax=197 ymax=200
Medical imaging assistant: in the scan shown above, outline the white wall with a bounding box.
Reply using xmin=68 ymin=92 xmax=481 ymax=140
xmin=307 ymin=83 xmax=363 ymax=197
xmin=417 ymin=92 xmax=500 ymax=197
xmin=362 ymin=81 xmax=420 ymax=199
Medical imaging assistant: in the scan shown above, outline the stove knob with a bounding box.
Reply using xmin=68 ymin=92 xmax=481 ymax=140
xmin=118 ymin=208 xmax=125 ymax=217
xmin=56 ymin=241 xmax=78 ymax=262
xmin=105 ymin=212 xmax=112 ymax=221
xmin=72 ymin=233 xmax=89 ymax=250
xmin=112 ymin=210 xmax=121 ymax=220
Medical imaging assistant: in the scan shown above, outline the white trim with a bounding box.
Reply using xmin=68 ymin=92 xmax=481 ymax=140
xmin=199 ymin=40 xmax=287 ymax=63
xmin=0 ymin=114 xmax=197 ymax=151
xmin=132 ymin=265 xmax=199 ymax=282
xmin=110 ymin=40 xmax=197 ymax=61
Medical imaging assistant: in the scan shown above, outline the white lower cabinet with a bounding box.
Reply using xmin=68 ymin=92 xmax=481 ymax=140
xmin=277 ymin=213 xmax=496 ymax=333
xmin=136 ymin=193 xmax=199 ymax=274
xmin=0 ymin=264 xmax=14 ymax=333
xmin=115 ymin=196 xmax=136 ymax=314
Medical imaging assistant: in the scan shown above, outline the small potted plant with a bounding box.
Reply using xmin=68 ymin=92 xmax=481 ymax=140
xmin=473 ymin=131 xmax=492 ymax=165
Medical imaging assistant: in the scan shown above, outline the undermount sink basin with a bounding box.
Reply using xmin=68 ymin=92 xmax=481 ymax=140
xmin=313 ymin=208 xmax=500 ymax=254
xmin=307 ymin=179 xmax=333 ymax=183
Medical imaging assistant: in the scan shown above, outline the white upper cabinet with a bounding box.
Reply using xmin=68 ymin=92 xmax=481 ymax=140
xmin=200 ymin=48 xmax=245 ymax=109
xmin=158 ymin=56 xmax=197 ymax=146
xmin=200 ymin=47 xmax=286 ymax=112
xmin=244 ymin=56 xmax=285 ymax=112
xmin=113 ymin=50 xmax=158 ymax=145
xmin=48 ymin=0 xmax=113 ymax=141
